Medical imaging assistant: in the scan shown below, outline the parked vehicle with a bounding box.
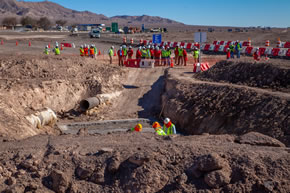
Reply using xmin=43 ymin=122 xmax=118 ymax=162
xmin=90 ymin=29 xmax=101 ymax=38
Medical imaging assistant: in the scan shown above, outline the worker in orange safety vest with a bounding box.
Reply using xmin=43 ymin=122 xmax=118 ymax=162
xmin=89 ymin=45 xmax=95 ymax=58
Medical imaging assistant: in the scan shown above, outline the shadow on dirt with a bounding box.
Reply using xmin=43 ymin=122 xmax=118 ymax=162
xmin=123 ymin=84 xmax=139 ymax=89
xmin=137 ymin=75 xmax=165 ymax=121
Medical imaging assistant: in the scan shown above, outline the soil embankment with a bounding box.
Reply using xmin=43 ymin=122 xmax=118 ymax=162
xmin=162 ymin=61 xmax=290 ymax=146
xmin=0 ymin=132 xmax=289 ymax=192
xmin=0 ymin=55 xmax=126 ymax=139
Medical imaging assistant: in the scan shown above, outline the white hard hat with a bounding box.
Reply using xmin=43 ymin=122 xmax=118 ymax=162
xmin=119 ymin=47 xmax=122 ymax=50
xmin=129 ymin=46 xmax=132 ymax=49
xmin=123 ymin=45 xmax=126 ymax=48
xmin=80 ymin=45 xmax=83 ymax=48
xmin=162 ymin=46 xmax=165 ymax=49
xmin=147 ymin=45 xmax=151 ymax=49
xmin=139 ymin=46 xmax=142 ymax=50
xmin=142 ymin=46 xmax=146 ymax=49
xmin=45 ymin=45 xmax=48 ymax=48
xmin=111 ymin=46 xmax=114 ymax=49
xmin=164 ymin=118 xmax=170 ymax=124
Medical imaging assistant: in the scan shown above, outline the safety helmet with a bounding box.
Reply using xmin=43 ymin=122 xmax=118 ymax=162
xmin=152 ymin=122 xmax=161 ymax=129
xmin=111 ymin=46 xmax=114 ymax=49
xmin=142 ymin=46 xmax=146 ymax=49
xmin=80 ymin=45 xmax=83 ymax=48
xmin=129 ymin=46 xmax=132 ymax=49
xmin=119 ymin=47 xmax=122 ymax=50
xmin=156 ymin=47 xmax=159 ymax=50
xmin=135 ymin=123 xmax=142 ymax=131
xmin=164 ymin=118 xmax=170 ymax=124
xmin=84 ymin=44 xmax=87 ymax=47
xmin=162 ymin=46 xmax=165 ymax=49
xmin=45 ymin=45 xmax=48 ymax=48
xmin=139 ymin=46 xmax=142 ymax=50
xmin=147 ymin=45 xmax=151 ymax=49
xmin=123 ymin=45 xmax=126 ymax=48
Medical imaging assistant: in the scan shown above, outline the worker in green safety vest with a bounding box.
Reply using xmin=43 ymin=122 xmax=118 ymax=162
xmin=178 ymin=46 xmax=183 ymax=65
xmin=146 ymin=45 xmax=151 ymax=59
xmin=122 ymin=45 xmax=128 ymax=60
xmin=166 ymin=47 xmax=172 ymax=66
xmin=141 ymin=47 xmax=147 ymax=59
xmin=161 ymin=46 xmax=167 ymax=66
xmin=108 ymin=46 xmax=114 ymax=64
xmin=229 ymin=43 xmax=235 ymax=59
xmin=152 ymin=122 xmax=167 ymax=136
xmin=193 ymin=47 xmax=199 ymax=64
xmin=54 ymin=46 xmax=60 ymax=55
xmin=163 ymin=118 xmax=176 ymax=135
xmin=44 ymin=45 xmax=50 ymax=55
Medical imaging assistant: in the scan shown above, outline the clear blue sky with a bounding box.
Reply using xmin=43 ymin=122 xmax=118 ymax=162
xmin=23 ymin=0 xmax=290 ymax=27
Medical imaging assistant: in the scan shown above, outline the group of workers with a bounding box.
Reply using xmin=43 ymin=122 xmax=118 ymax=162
xmin=116 ymin=45 xmax=172 ymax=66
xmin=227 ymin=40 xmax=242 ymax=59
xmin=44 ymin=44 xmax=60 ymax=55
xmin=174 ymin=45 xmax=200 ymax=66
xmin=115 ymin=44 xmax=200 ymax=66
xmin=79 ymin=44 xmax=98 ymax=58
xmin=131 ymin=118 xmax=177 ymax=136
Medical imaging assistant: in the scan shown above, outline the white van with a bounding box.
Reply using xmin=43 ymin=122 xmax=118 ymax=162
xmin=90 ymin=29 xmax=101 ymax=38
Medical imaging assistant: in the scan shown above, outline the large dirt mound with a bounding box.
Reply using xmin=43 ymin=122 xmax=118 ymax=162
xmin=0 ymin=132 xmax=289 ymax=192
xmin=0 ymin=55 xmax=126 ymax=139
xmin=162 ymin=68 xmax=290 ymax=146
xmin=195 ymin=60 xmax=290 ymax=92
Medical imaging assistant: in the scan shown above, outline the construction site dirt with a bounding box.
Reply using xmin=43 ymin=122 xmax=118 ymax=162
xmin=0 ymin=31 xmax=290 ymax=192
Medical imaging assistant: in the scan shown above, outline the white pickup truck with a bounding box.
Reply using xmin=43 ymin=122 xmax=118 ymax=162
xmin=90 ymin=29 xmax=101 ymax=38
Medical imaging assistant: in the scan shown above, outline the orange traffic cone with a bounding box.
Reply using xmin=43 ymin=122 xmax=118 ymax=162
xmin=114 ymin=50 xmax=117 ymax=56
xmin=29 ymin=41 xmax=31 ymax=47
xmin=170 ymin=58 xmax=174 ymax=68
xmin=16 ymin=41 xmax=18 ymax=46
xmin=98 ymin=50 xmax=101 ymax=56
xmin=61 ymin=44 xmax=63 ymax=50
xmin=48 ymin=43 xmax=51 ymax=48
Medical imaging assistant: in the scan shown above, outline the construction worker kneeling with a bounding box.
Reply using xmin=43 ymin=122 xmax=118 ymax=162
xmin=131 ymin=123 xmax=142 ymax=132
xmin=152 ymin=122 xmax=166 ymax=136
xmin=163 ymin=118 xmax=176 ymax=135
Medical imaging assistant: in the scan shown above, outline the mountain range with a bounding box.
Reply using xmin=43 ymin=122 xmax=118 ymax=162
xmin=0 ymin=0 xmax=184 ymax=26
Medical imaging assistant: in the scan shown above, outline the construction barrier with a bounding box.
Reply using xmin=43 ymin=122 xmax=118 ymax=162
xmin=61 ymin=43 xmax=72 ymax=48
xmin=193 ymin=63 xmax=210 ymax=73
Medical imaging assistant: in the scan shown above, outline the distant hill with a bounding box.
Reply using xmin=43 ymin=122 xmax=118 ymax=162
xmin=0 ymin=0 xmax=184 ymax=27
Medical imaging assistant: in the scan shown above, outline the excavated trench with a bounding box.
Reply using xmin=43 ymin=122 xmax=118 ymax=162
xmin=1 ymin=55 xmax=289 ymax=148
xmin=161 ymin=60 xmax=290 ymax=146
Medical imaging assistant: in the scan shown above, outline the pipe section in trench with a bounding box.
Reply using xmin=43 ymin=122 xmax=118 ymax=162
xmin=80 ymin=92 xmax=121 ymax=111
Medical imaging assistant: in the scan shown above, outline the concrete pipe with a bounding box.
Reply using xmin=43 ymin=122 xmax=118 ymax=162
xmin=80 ymin=97 xmax=101 ymax=111
xmin=25 ymin=107 xmax=57 ymax=129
